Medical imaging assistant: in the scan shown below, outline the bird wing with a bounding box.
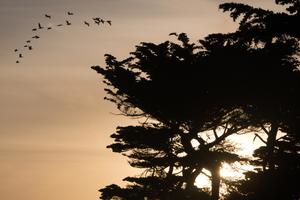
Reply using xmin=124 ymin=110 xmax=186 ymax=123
xmin=169 ymin=32 xmax=178 ymax=36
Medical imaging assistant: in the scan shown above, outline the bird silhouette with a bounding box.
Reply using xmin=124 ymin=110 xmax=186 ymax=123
xmin=13 ymin=12 xmax=113 ymax=64
xmin=45 ymin=14 xmax=51 ymax=19
xmin=93 ymin=18 xmax=100 ymax=25
xmin=169 ymin=32 xmax=178 ymax=36
xmin=38 ymin=23 xmax=43 ymax=29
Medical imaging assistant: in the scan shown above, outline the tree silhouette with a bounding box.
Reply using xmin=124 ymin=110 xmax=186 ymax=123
xmin=217 ymin=0 xmax=300 ymax=199
xmin=92 ymin=0 xmax=300 ymax=199
xmin=93 ymin=35 xmax=251 ymax=200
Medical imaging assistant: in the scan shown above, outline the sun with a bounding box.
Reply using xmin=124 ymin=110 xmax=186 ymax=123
xmin=194 ymin=133 xmax=259 ymax=191
xmin=195 ymin=163 xmax=254 ymax=188
xmin=194 ymin=162 xmax=256 ymax=197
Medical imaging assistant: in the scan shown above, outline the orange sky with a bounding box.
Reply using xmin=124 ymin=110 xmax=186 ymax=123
xmin=0 ymin=0 xmax=284 ymax=200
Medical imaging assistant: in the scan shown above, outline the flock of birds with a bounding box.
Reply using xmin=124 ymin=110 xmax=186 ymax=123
xmin=14 ymin=12 xmax=112 ymax=64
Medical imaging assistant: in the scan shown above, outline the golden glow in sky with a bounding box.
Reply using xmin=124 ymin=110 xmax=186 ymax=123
xmin=0 ymin=0 xmax=283 ymax=200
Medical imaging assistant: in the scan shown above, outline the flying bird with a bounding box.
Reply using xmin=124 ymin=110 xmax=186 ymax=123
xmin=13 ymin=12 xmax=113 ymax=65
xmin=38 ymin=23 xmax=43 ymax=29
xmin=66 ymin=20 xmax=71 ymax=25
xmin=93 ymin=18 xmax=100 ymax=24
xmin=93 ymin=17 xmax=102 ymax=22
xmin=169 ymin=32 xmax=178 ymax=36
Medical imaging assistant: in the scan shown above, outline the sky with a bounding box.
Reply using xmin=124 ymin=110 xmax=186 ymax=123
xmin=0 ymin=0 xmax=284 ymax=200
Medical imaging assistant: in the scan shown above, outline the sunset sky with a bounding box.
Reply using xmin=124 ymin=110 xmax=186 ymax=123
xmin=0 ymin=0 xmax=283 ymax=200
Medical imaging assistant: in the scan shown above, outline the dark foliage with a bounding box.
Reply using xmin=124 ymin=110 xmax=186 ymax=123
xmin=93 ymin=1 xmax=300 ymax=199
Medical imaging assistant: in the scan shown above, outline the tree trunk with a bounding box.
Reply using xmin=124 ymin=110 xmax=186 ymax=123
xmin=186 ymin=168 xmax=202 ymax=190
xmin=266 ymin=121 xmax=279 ymax=171
xmin=211 ymin=163 xmax=221 ymax=200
